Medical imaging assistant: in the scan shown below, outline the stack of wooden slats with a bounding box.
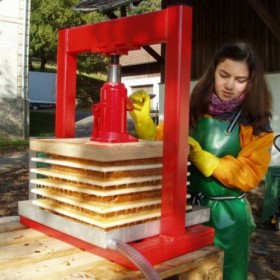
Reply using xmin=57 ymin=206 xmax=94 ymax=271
xmin=30 ymin=154 xmax=164 ymax=230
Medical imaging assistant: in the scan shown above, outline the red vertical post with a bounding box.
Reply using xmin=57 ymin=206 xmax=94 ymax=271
xmin=161 ymin=5 xmax=193 ymax=237
xmin=55 ymin=29 xmax=77 ymax=138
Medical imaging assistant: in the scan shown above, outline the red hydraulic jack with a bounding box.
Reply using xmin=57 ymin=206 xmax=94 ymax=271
xmin=91 ymin=54 xmax=137 ymax=143
xmin=24 ymin=4 xmax=214 ymax=269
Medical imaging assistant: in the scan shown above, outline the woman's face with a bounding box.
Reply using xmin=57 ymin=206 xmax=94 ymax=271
xmin=214 ymin=58 xmax=249 ymax=102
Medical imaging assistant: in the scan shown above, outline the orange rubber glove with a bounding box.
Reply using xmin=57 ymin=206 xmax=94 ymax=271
xmin=129 ymin=90 xmax=156 ymax=140
xmin=188 ymin=136 xmax=220 ymax=177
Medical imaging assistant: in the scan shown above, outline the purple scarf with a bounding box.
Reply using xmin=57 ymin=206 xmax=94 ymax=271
xmin=207 ymin=92 xmax=245 ymax=115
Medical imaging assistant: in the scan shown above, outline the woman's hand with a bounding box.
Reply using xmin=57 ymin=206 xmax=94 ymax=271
xmin=129 ymin=90 xmax=151 ymax=124
xmin=188 ymin=136 xmax=220 ymax=177
xmin=129 ymin=90 xmax=156 ymax=140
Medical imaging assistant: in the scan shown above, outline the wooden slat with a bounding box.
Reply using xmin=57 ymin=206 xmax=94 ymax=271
xmin=30 ymin=138 xmax=163 ymax=162
xmin=31 ymin=198 xmax=192 ymax=229
xmin=31 ymin=168 xmax=162 ymax=187
xmin=31 ymin=178 xmax=162 ymax=196
xmin=31 ymin=157 xmax=162 ymax=172
xmin=32 ymin=199 xmax=161 ymax=229
xmin=32 ymin=188 xmax=161 ymax=213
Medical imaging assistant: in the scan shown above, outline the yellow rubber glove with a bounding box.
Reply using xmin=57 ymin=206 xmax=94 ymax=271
xmin=188 ymin=136 xmax=220 ymax=177
xmin=129 ymin=90 xmax=156 ymax=140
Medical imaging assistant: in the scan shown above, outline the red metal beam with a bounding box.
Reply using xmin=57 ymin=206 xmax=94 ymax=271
xmin=161 ymin=4 xmax=192 ymax=237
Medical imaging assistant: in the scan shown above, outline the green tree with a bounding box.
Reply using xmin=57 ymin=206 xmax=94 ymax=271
xmin=29 ymin=0 xmax=161 ymax=73
xmin=29 ymin=0 xmax=162 ymax=108
xmin=29 ymin=0 xmax=106 ymax=72
xmin=129 ymin=0 xmax=161 ymax=15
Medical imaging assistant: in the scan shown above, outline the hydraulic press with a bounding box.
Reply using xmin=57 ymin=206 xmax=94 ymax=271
xmin=19 ymin=4 xmax=214 ymax=272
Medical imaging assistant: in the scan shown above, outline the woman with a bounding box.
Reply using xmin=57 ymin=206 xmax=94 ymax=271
xmin=129 ymin=41 xmax=274 ymax=280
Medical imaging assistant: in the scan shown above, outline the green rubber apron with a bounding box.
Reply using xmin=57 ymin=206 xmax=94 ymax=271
xmin=189 ymin=117 xmax=256 ymax=280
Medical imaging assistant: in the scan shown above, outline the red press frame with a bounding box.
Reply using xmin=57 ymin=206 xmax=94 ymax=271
xmin=21 ymin=4 xmax=214 ymax=268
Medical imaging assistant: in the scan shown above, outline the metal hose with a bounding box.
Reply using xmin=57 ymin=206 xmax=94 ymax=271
xmin=107 ymin=239 xmax=161 ymax=280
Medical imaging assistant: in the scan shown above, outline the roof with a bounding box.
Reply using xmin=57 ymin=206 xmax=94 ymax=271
xmin=75 ymin=0 xmax=141 ymax=12
xmin=120 ymin=44 xmax=161 ymax=66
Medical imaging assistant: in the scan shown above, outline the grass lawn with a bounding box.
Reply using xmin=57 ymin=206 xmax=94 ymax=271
xmin=0 ymin=139 xmax=29 ymax=150
xmin=0 ymin=111 xmax=55 ymax=151
xmin=29 ymin=110 xmax=55 ymax=137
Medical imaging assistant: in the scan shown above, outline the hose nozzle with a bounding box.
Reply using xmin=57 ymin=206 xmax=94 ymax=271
xmin=107 ymin=238 xmax=161 ymax=280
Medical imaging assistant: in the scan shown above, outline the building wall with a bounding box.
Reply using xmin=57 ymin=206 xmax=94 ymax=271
xmin=0 ymin=0 xmax=30 ymax=139
xmin=191 ymin=0 xmax=280 ymax=79
xmin=123 ymin=73 xmax=161 ymax=111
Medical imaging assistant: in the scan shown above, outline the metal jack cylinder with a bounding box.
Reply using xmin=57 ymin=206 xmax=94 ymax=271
xmin=108 ymin=55 xmax=121 ymax=83
xmin=91 ymin=55 xmax=138 ymax=143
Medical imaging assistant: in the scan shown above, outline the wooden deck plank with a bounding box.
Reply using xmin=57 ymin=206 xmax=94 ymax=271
xmin=0 ymin=218 xmax=223 ymax=279
xmin=0 ymin=216 xmax=25 ymax=233
xmin=0 ymin=227 xmax=47 ymax=247
xmin=0 ymin=236 xmax=81 ymax=268
xmin=0 ymin=251 xmax=107 ymax=280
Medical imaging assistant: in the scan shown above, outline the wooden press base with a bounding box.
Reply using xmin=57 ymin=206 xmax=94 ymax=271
xmin=24 ymin=137 xmax=216 ymax=272
xmin=20 ymin=215 xmax=215 ymax=270
xmin=0 ymin=217 xmax=224 ymax=280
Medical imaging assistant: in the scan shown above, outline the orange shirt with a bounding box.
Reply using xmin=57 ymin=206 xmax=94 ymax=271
xmin=213 ymin=124 xmax=274 ymax=192
xmin=155 ymin=122 xmax=274 ymax=192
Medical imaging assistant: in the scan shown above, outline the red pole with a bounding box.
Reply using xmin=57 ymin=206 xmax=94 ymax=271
xmin=55 ymin=29 xmax=77 ymax=138
xmin=161 ymin=5 xmax=193 ymax=237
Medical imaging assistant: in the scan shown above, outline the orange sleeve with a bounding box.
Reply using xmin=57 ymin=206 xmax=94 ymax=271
xmin=155 ymin=122 xmax=164 ymax=141
xmin=213 ymin=125 xmax=274 ymax=192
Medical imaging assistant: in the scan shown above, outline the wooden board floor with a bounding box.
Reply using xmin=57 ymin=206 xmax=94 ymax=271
xmin=0 ymin=216 xmax=223 ymax=280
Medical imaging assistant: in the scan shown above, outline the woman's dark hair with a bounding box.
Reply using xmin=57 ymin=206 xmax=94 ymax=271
xmin=190 ymin=41 xmax=273 ymax=135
